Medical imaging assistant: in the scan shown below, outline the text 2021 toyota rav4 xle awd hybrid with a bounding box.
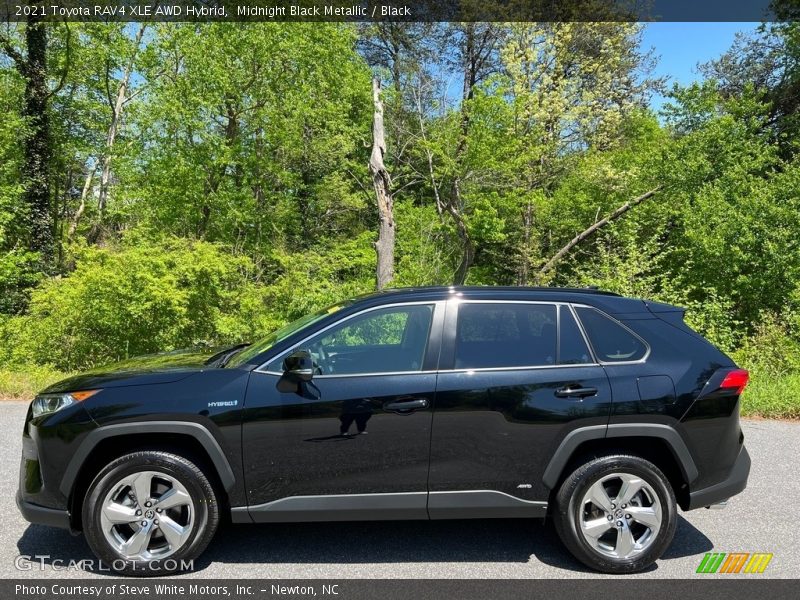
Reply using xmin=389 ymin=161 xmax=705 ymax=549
xmin=17 ymin=287 xmax=750 ymax=576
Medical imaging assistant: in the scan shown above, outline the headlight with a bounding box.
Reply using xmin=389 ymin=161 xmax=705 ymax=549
xmin=31 ymin=390 xmax=100 ymax=418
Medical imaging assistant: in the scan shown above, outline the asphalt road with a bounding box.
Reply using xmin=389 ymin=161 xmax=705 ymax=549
xmin=1 ymin=401 xmax=797 ymax=579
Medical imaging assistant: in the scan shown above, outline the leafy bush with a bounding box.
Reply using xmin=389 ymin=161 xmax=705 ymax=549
xmin=733 ymin=312 xmax=800 ymax=377
xmin=740 ymin=374 xmax=800 ymax=419
xmin=0 ymin=238 xmax=268 ymax=371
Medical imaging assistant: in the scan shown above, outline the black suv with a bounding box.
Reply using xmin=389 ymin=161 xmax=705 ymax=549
xmin=17 ymin=287 xmax=750 ymax=575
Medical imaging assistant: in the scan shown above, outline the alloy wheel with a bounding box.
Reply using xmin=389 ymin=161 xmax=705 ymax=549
xmin=100 ymin=470 xmax=194 ymax=561
xmin=578 ymin=472 xmax=662 ymax=559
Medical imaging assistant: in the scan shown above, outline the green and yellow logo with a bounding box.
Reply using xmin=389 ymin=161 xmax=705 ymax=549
xmin=696 ymin=552 xmax=773 ymax=574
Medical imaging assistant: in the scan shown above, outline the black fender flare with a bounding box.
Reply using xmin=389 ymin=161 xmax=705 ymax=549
xmin=542 ymin=423 xmax=699 ymax=490
xmin=59 ymin=421 xmax=236 ymax=497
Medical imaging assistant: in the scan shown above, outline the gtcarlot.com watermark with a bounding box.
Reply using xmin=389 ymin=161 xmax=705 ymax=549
xmin=15 ymin=554 xmax=194 ymax=573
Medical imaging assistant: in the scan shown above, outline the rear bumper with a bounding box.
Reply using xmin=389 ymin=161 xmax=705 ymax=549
xmin=16 ymin=490 xmax=72 ymax=531
xmin=687 ymin=446 xmax=750 ymax=510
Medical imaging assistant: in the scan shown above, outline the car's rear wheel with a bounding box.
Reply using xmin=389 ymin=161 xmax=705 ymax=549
xmin=82 ymin=451 xmax=219 ymax=576
xmin=553 ymin=454 xmax=677 ymax=574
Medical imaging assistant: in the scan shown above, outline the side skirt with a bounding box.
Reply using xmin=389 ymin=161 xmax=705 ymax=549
xmin=428 ymin=490 xmax=548 ymax=520
xmin=231 ymin=490 xmax=548 ymax=524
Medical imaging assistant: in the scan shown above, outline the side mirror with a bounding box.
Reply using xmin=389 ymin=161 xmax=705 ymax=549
xmin=282 ymin=349 xmax=314 ymax=382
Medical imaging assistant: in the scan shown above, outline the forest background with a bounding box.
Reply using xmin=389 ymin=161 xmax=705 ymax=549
xmin=1 ymin=19 xmax=799 ymax=417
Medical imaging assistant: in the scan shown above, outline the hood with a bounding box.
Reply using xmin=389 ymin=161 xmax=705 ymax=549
xmin=40 ymin=346 xmax=232 ymax=394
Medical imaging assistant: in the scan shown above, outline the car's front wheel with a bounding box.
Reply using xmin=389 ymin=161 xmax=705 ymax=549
xmin=82 ymin=451 xmax=219 ymax=576
xmin=553 ymin=454 xmax=677 ymax=574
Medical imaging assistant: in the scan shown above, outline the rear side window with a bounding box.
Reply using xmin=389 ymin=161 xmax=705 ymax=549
xmin=559 ymin=306 xmax=592 ymax=364
xmin=455 ymin=303 xmax=557 ymax=369
xmin=574 ymin=307 xmax=647 ymax=362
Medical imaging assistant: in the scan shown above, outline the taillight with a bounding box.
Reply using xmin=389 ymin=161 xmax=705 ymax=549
xmin=720 ymin=369 xmax=749 ymax=394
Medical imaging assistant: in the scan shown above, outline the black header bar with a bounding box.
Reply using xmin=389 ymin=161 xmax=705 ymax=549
xmin=0 ymin=0 xmax=794 ymax=23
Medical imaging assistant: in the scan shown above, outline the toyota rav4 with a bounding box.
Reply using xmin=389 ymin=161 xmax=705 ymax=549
xmin=17 ymin=286 xmax=750 ymax=575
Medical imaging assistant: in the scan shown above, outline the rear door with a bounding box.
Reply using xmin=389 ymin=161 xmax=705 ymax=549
xmin=429 ymin=301 xmax=612 ymax=515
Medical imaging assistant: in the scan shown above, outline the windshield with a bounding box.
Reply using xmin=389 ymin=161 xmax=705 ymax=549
xmin=225 ymin=301 xmax=352 ymax=368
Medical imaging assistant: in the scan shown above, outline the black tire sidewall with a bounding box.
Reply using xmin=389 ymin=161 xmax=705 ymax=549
xmin=82 ymin=451 xmax=218 ymax=576
xmin=555 ymin=455 xmax=677 ymax=574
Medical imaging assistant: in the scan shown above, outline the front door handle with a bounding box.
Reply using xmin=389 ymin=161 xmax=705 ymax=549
xmin=383 ymin=397 xmax=429 ymax=413
xmin=555 ymin=386 xmax=598 ymax=399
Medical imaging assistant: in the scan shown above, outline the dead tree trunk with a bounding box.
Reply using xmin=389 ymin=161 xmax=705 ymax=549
xmin=68 ymin=165 xmax=96 ymax=238
xmin=536 ymin=187 xmax=661 ymax=282
xmin=369 ymin=77 xmax=395 ymax=290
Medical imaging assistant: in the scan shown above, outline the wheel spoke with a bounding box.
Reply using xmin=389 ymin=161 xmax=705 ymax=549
xmin=615 ymin=525 xmax=636 ymax=558
xmin=121 ymin=521 xmax=154 ymax=557
xmin=587 ymin=480 xmax=614 ymax=513
xmin=616 ymin=476 xmax=644 ymax=506
xmin=130 ymin=471 xmax=154 ymax=504
xmin=582 ymin=517 xmax=613 ymax=540
xmin=102 ymin=501 xmax=139 ymax=525
xmin=157 ymin=514 xmax=190 ymax=548
xmin=154 ymin=487 xmax=191 ymax=510
xmin=627 ymin=505 xmax=660 ymax=529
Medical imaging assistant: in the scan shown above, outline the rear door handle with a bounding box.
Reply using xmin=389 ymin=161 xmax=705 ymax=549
xmin=555 ymin=386 xmax=598 ymax=399
xmin=383 ymin=398 xmax=429 ymax=413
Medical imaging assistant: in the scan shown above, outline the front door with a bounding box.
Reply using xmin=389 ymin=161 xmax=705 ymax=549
xmin=242 ymin=302 xmax=443 ymax=522
xmin=429 ymin=301 xmax=613 ymax=515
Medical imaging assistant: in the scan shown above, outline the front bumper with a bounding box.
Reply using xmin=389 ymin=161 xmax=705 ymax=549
xmin=16 ymin=490 xmax=72 ymax=531
xmin=687 ymin=445 xmax=750 ymax=510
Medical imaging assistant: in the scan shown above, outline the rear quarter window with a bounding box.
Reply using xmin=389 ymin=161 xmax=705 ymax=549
xmin=574 ymin=306 xmax=648 ymax=362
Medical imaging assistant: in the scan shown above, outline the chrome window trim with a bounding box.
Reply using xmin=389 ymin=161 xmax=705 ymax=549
xmin=443 ymin=363 xmax=600 ymax=374
xmin=565 ymin=303 xmax=599 ymax=364
xmin=254 ymin=297 xmax=649 ymax=377
xmin=571 ymin=303 xmax=651 ymax=365
xmin=254 ymin=300 xmax=444 ymax=376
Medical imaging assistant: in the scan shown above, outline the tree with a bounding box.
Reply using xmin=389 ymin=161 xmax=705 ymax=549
xmin=445 ymin=23 xmax=504 ymax=284
xmin=701 ymin=22 xmax=800 ymax=156
xmin=0 ymin=13 xmax=61 ymax=271
xmin=369 ymin=77 xmax=395 ymax=289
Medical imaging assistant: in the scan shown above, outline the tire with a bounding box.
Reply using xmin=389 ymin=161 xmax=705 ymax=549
xmin=82 ymin=451 xmax=219 ymax=577
xmin=553 ymin=454 xmax=677 ymax=574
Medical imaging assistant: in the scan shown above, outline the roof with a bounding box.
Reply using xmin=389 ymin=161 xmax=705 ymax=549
xmin=348 ymin=286 xmax=651 ymax=316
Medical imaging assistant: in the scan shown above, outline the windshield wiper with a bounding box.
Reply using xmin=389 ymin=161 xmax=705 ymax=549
xmin=214 ymin=343 xmax=251 ymax=368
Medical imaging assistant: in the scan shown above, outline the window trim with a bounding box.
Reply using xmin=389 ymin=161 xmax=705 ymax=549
xmin=254 ymin=300 xmax=444 ymax=378
xmin=559 ymin=303 xmax=596 ymax=365
xmin=443 ymin=299 xmax=598 ymax=373
xmin=571 ymin=303 xmax=651 ymax=365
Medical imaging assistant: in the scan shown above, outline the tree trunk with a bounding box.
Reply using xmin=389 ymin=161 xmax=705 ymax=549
xmin=68 ymin=166 xmax=96 ymax=238
xmin=447 ymin=23 xmax=499 ymax=285
xmin=450 ymin=178 xmax=474 ymax=285
xmin=22 ymin=15 xmax=53 ymax=270
xmin=97 ymin=23 xmax=147 ymax=220
xmin=536 ymin=187 xmax=662 ymax=281
xmin=369 ymin=77 xmax=395 ymax=290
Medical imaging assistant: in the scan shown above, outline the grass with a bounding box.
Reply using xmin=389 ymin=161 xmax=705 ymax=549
xmin=0 ymin=366 xmax=71 ymax=401
xmin=0 ymin=366 xmax=798 ymax=419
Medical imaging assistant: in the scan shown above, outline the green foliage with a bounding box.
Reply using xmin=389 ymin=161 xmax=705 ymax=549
xmin=0 ymin=238 xmax=267 ymax=370
xmin=739 ymin=374 xmax=800 ymax=419
xmin=0 ymin=366 xmax=71 ymax=400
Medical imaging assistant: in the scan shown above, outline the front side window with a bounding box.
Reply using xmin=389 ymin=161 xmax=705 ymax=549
xmin=574 ymin=306 xmax=647 ymax=362
xmin=455 ymin=303 xmax=557 ymax=369
xmin=227 ymin=301 xmax=352 ymax=368
xmin=269 ymin=304 xmax=434 ymax=375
